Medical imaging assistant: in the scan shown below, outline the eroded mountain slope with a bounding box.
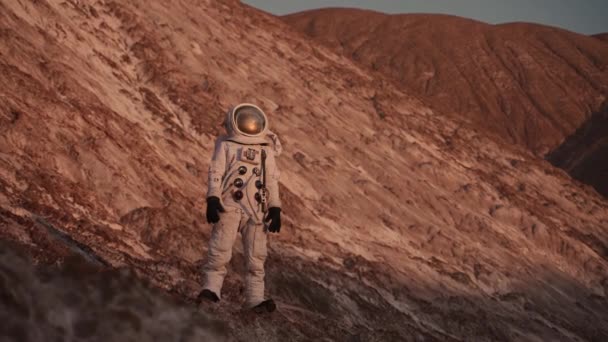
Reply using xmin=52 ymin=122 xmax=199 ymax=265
xmin=285 ymin=8 xmax=608 ymax=155
xmin=1 ymin=1 xmax=608 ymax=341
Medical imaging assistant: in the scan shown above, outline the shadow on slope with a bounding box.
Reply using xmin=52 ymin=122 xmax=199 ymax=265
xmin=592 ymin=33 xmax=608 ymax=43
xmin=547 ymin=101 xmax=608 ymax=198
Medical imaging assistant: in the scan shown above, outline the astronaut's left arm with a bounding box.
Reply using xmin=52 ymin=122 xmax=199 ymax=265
xmin=265 ymin=149 xmax=281 ymax=209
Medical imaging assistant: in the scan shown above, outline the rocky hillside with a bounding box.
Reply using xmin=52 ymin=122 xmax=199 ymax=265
xmin=285 ymin=8 xmax=608 ymax=155
xmin=1 ymin=1 xmax=608 ymax=341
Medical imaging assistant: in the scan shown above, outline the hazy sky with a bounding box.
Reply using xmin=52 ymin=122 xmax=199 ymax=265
xmin=242 ymin=0 xmax=608 ymax=35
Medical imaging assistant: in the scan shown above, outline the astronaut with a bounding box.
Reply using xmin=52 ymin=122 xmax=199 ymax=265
xmin=198 ymin=103 xmax=282 ymax=313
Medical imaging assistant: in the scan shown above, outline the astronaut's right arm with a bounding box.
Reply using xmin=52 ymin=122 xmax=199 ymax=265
xmin=207 ymin=139 xmax=227 ymax=199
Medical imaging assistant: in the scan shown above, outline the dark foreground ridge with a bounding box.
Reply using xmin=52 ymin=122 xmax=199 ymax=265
xmin=0 ymin=242 xmax=227 ymax=342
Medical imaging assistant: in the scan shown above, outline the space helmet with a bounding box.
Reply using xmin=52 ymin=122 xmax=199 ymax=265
xmin=225 ymin=103 xmax=269 ymax=144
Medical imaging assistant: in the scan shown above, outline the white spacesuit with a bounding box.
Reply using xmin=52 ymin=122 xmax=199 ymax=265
xmin=198 ymin=103 xmax=282 ymax=312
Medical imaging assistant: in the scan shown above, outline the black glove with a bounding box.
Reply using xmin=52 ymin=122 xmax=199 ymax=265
xmin=265 ymin=207 xmax=281 ymax=233
xmin=206 ymin=196 xmax=224 ymax=224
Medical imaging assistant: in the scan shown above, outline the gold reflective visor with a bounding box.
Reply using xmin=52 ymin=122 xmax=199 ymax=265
xmin=234 ymin=106 xmax=266 ymax=135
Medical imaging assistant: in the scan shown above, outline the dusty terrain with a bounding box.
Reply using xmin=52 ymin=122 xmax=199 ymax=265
xmin=1 ymin=1 xmax=608 ymax=341
xmin=285 ymin=8 xmax=608 ymax=155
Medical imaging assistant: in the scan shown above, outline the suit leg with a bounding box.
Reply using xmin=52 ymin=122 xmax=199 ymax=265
xmin=202 ymin=209 xmax=240 ymax=298
xmin=242 ymin=219 xmax=268 ymax=307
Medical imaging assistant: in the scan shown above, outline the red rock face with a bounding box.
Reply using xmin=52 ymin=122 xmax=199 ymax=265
xmin=1 ymin=2 xmax=608 ymax=341
xmin=285 ymin=8 xmax=608 ymax=155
